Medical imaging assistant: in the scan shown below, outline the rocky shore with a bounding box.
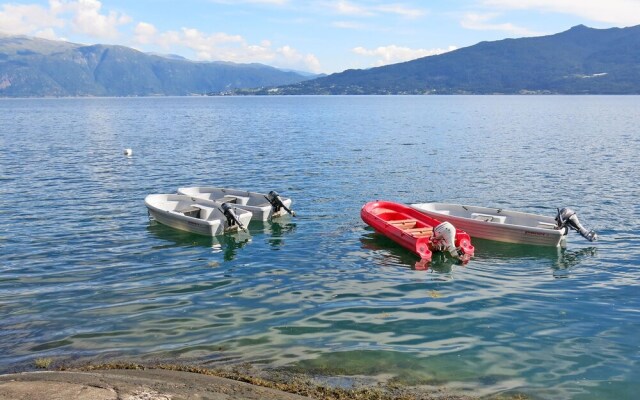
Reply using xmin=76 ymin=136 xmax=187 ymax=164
xmin=0 ymin=363 xmax=478 ymax=400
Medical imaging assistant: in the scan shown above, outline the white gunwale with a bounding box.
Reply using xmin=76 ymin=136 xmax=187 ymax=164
xmin=410 ymin=202 xmax=566 ymax=247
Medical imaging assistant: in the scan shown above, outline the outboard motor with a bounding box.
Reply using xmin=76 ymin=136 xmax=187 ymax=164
xmin=266 ymin=191 xmax=296 ymax=216
xmin=432 ymin=221 xmax=461 ymax=259
xmin=221 ymin=202 xmax=247 ymax=232
xmin=555 ymin=207 xmax=597 ymax=242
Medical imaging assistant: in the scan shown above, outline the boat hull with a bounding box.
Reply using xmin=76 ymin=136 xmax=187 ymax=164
xmin=361 ymin=200 xmax=474 ymax=261
xmin=177 ymin=187 xmax=293 ymax=221
xmin=411 ymin=203 xmax=566 ymax=247
xmin=147 ymin=207 xmax=221 ymax=236
xmin=145 ymin=194 xmax=252 ymax=237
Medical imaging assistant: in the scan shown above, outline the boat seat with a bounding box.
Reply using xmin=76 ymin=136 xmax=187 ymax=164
xmin=197 ymin=206 xmax=216 ymax=220
xmin=389 ymin=219 xmax=416 ymax=227
xmin=471 ymin=213 xmax=506 ymax=224
xmin=176 ymin=205 xmax=201 ymax=218
xmin=537 ymin=221 xmax=557 ymax=230
xmin=404 ymin=227 xmax=433 ymax=237
xmin=221 ymin=195 xmax=250 ymax=205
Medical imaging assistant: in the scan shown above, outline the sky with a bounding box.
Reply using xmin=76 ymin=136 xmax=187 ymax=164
xmin=1 ymin=1 xmax=640 ymax=74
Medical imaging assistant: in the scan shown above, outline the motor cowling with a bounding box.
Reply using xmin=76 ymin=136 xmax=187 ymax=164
xmin=432 ymin=221 xmax=460 ymax=259
xmin=555 ymin=207 xmax=597 ymax=242
xmin=266 ymin=190 xmax=296 ymax=216
xmin=221 ymin=202 xmax=246 ymax=231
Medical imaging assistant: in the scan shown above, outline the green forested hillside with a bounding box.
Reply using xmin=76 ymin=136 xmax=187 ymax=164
xmin=3 ymin=25 xmax=640 ymax=96
xmin=257 ymin=25 xmax=640 ymax=95
xmin=0 ymin=35 xmax=313 ymax=97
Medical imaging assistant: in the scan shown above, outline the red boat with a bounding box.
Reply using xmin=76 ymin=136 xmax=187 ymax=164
xmin=361 ymin=200 xmax=475 ymax=263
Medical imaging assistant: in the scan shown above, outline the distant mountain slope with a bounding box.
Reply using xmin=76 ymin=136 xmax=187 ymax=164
xmin=259 ymin=25 xmax=640 ymax=95
xmin=0 ymin=36 xmax=314 ymax=97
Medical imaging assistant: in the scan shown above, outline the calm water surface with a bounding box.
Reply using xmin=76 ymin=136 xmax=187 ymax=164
xmin=1 ymin=96 xmax=639 ymax=399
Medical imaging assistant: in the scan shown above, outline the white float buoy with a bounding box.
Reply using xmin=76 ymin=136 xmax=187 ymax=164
xmin=123 ymin=148 xmax=133 ymax=156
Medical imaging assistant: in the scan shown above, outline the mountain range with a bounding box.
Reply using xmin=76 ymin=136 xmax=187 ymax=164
xmin=0 ymin=34 xmax=315 ymax=97
xmin=249 ymin=24 xmax=640 ymax=95
xmin=2 ymin=24 xmax=640 ymax=97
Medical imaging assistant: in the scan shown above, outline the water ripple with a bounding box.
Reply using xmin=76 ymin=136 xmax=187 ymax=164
xmin=1 ymin=96 xmax=639 ymax=400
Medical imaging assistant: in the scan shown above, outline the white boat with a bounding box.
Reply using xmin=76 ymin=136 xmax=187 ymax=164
xmin=177 ymin=187 xmax=295 ymax=221
xmin=145 ymin=194 xmax=253 ymax=236
xmin=410 ymin=203 xmax=597 ymax=247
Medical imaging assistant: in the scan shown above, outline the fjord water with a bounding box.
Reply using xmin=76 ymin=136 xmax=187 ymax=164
xmin=1 ymin=96 xmax=638 ymax=399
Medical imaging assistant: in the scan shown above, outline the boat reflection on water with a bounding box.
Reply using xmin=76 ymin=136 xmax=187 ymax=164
xmin=360 ymin=231 xmax=458 ymax=273
xmin=147 ymin=218 xmax=297 ymax=261
xmin=146 ymin=221 xmax=251 ymax=261
xmin=472 ymin=238 xmax=598 ymax=276
xmin=248 ymin=220 xmax=297 ymax=250
xmin=361 ymin=231 xmax=597 ymax=276
xmin=472 ymin=238 xmax=564 ymax=260
xmin=552 ymin=246 xmax=598 ymax=278
xmin=414 ymin=252 xmax=458 ymax=272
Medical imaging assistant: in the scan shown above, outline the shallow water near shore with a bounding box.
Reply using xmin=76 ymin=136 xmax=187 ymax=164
xmin=1 ymin=96 xmax=639 ymax=399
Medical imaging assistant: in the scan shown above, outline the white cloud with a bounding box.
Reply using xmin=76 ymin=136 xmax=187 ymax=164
xmin=0 ymin=0 xmax=320 ymax=72
xmin=376 ymin=4 xmax=425 ymax=19
xmin=63 ymin=0 xmax=131 ymax=38
xmin=134 ymin=22 xmax=157 ymax=44
xmin=483 ymin=0 xmax=640 ymax=26
xmin=34 ymin=28 xmax=59 ymax=40
xmin=332 ymin=20 xmax=368 ymax=29
xmin=0 ymin=0 xmax=130 ymax=39
xmin=0 ymin=3 xmax=64 ymax=36
xmin=209 ymin=0 xmax=289 ymax=4
xmin=461 ymin=13 xmax=541 ymax=35
xmin=237 ymin=0 xmax=287 ymax=3
xmin=132 ymin=24 xmax=322 ymax=73
xmin=174 ymin=28 xmax=245 ymax=60
xmin=243 ymin=0 xmax=289 ymax=4
xmin=277 ymin=45 xmax=321 ymax=72
xmin=332 ymin=0 xmax=373 ymax=16
xmin=353 ymin=44 xmax=457 ymax=67
xmin=325 ymin=1 xmax=426 ymax=19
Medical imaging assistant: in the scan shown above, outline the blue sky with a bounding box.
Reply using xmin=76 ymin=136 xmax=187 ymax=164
xmin=1 ymin=1 xmax=639 ymax=73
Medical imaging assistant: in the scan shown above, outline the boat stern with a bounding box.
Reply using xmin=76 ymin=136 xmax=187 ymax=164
xmin=456 ymin=233 xmax=475 ymax=262
xmin=415 ymin=237 xmax=433 ymax=261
